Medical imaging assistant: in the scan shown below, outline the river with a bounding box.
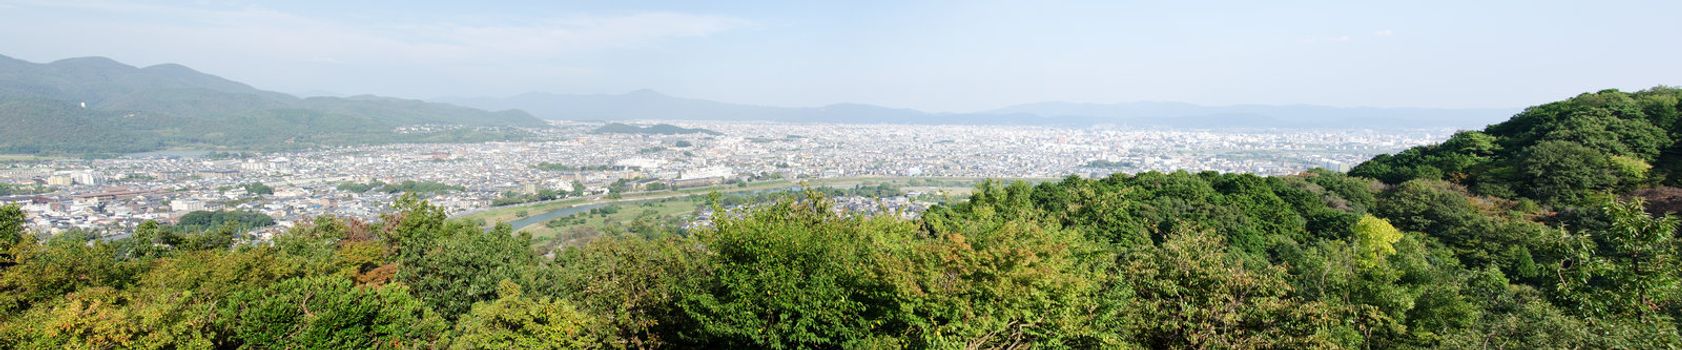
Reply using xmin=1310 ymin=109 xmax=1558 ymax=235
xmin=506 ymin=203 xmax=611 ymax=230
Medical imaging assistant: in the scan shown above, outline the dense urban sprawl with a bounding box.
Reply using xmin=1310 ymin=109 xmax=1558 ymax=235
xmin=0 ymin=120 xmax=1451 ymax=236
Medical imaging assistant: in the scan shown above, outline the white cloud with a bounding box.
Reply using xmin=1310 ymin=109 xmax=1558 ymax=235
xmin=1374 ymin=29 xmax=1394 ymax=37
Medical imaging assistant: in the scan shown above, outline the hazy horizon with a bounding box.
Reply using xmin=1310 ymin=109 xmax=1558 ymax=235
xmin=3 ymin=0 xmax=1677 ymax=112
xmin=0 ymin=52 xmax=1534 ymax=114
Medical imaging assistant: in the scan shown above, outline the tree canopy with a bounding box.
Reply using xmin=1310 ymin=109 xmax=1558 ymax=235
xmin=3 ymin=88 xmax=1682 ymax=348
xmin=1353 ymin=87 xmax=1682 ymax=205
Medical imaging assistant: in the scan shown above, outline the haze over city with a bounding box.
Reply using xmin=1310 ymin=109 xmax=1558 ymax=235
xmin=3 ymin=0 xmax=1678 ymax=111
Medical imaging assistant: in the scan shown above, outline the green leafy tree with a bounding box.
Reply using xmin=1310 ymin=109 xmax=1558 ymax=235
xmin=176 ymin=210 xmax=275 ymax=232
xmin=385 ymin=195 xmax=539 ymax=320
xmin=449 ymin=280 xmax=606 ymax=349
xmin=1560 ymin=197 xmax=1682 ymax=317
xmin=677 ymin=194 xmax=893 ymax=348
xmin=883 ymin=188 xmax=1118 ymax=348
xmin=1354 ymin=87 xmax=1682 ymax=199
xmin=0 ymin=231 xmax=132 ymax=314
xmin=398 ymin=221 xmax=538 ymax=320
xmin=552 ymin=234 xmax=707 ymax=348
xmin=117 ymin=220 xmax=179 ymax=260
xmin=0 ymin=205 xmax=22 ymax=248
xmin=1352 ymin=215 xmax=1403 ymax=268
xmin=218 ymin=275 xmax=447 ymax=349
xmin=1120 ymin=230 xmax=1339 ymax=348
xmin=0 ymin=205 xmax=23 ymax=266
xmin=1512 ymin=140 xmax=1621 ymax=205
xmin=240 ymin=182 xmax=274 ymax=195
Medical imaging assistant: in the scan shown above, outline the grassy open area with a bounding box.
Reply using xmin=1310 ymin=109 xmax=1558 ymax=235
xmin=0 ymin=154 xmax=62 ymax=162
xmin=459 ymin=175 xmax=1032 ymax=227
xmin=461 ymin=176 xmax=1032 ymax=248
xmin=460 ymin=179 xmax=800 ymax=227
xmin=525 ymin=196 xmax=707 ymax=248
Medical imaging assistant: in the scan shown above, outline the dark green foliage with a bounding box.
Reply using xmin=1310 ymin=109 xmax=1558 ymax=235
xmin=674 ymin=194 xmax=892 ymax=348
xmin=813 ymin=183 xmax=903 ymax=198
xmin=0 ymin=231 xmax=134 ymax=315
xmin=0 ymin=205 xmax=22 ymax=249
xmin=877 ymin=185 xmax=1117 ymax=348
xmin=239 ymin=182 xmax=274 ymax=195
xmin=3 ymin=89 xmax=1682 ymax=348
xmin=1355 ymin=87 xmax=1682 ymax=204
xmin=0 ymin=98 xmax=164 ymax=154
xmin=1512 ymin=140 xmax=1621 ymax=204
xmin=382 ymin=180 xmax=465 ymax=194
xmin=175 ymin=210 xmax=275 ymax=232
xmin=1120 ymin=230 xmax=1340 ymax=348
xmin=398 ymin=222 xmax=538 ymax=320
xmin=449 ymin=281 xmax=605 ymax=349
xmin=382 ymin=195 xmax=542 ymax=320
xmin=1372 ymin=179 xmax=1573 ymax=284
xmin=219 ymin=275 xmax=447 ymax=349
xmin=491 ymin=188 xmax=568 ymax=207
xmin=552 ymin=235 xmax=707 ymax=348
xmin=1 ymin=172 xmax=1680 ymax=348
xmin=0 ymin=183 xmax=47 ymax=196
xmin=337 ymin=180 xmax=388 ymax=193
xmin=1553 ymin=197 xmax=1681 ymax=318
xmin=666 ymin=189 xmax=1118 ymax=348
xmin=1009 ymin=171 xmax=1352 ymax=255
xmin=593 ymin=123 xmax=721 ymax=135
xmin=118 ymin=220 xmax=181 ymax=260
xmin=0 ymin=55 xmax=544 ymax=155
xmin=177 ymin=224 xmax=242 ymax=251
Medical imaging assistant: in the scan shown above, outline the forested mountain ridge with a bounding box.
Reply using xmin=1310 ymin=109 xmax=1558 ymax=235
xmin=592 ymin=122 xmax=721 ymax=135
xmin=1353 ymin=87 xmax=1682 ymax=205
xmin=3 ymin=88 xmax=1682 ymax=348
xmin=0 ymin=55 xmax=545 ymax=154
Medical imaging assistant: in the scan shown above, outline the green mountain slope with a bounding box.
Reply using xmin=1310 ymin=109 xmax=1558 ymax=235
xmin=592 ymin=122 xmax=721 ymax=135
xmin=0 ymin=55 xmax=545 ymax=154
xmin=1353 ymin=87 xmax=1682 ymax=205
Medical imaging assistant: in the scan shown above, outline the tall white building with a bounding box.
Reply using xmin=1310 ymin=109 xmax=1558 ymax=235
xmin=680 ymin=166 xmax=733 ymax=180
xmin=170 ymin=199 xmax=206 ymax=213
xmin=72 ymin=172 xmax=100 ymax=186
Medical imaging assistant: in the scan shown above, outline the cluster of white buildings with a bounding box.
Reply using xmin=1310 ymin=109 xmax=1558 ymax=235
xmin=0 ymin=120 xmax=1451 ymax=236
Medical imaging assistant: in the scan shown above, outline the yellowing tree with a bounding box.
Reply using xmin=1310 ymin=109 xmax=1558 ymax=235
xmin=1353 ymin=215 xmax=1403 ymax=269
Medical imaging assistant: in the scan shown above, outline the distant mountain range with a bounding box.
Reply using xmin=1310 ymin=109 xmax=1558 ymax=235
xmin=0 ymin=55 xmax=543 ymax=154
xmin=442 ymin=90 xmax=1517 ymax=129
xmin=0 ymin=53 xmax=1520 ymax=155
xmin=440 ymin=90 xmax=939 ymax=124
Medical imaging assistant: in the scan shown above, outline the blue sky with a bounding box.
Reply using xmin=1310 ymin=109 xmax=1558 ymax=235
xmin=0 ymin=0 xmax=1677 ymax=112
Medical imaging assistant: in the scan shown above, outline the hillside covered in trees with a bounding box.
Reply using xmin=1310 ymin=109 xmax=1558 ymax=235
xmin=2 ymin=88 xmax=1681 ymax=348
xmin=591 ymin=123 xmax=722 ymax=136
xmin=0 ymin=55 xmax=545 ymax=155
xmin=1352 ymin=87 xmax=1682 ymax=204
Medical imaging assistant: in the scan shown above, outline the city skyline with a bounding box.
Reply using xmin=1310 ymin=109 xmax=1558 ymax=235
xmin=0 ymin=120 xmax=1445 ymax=236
